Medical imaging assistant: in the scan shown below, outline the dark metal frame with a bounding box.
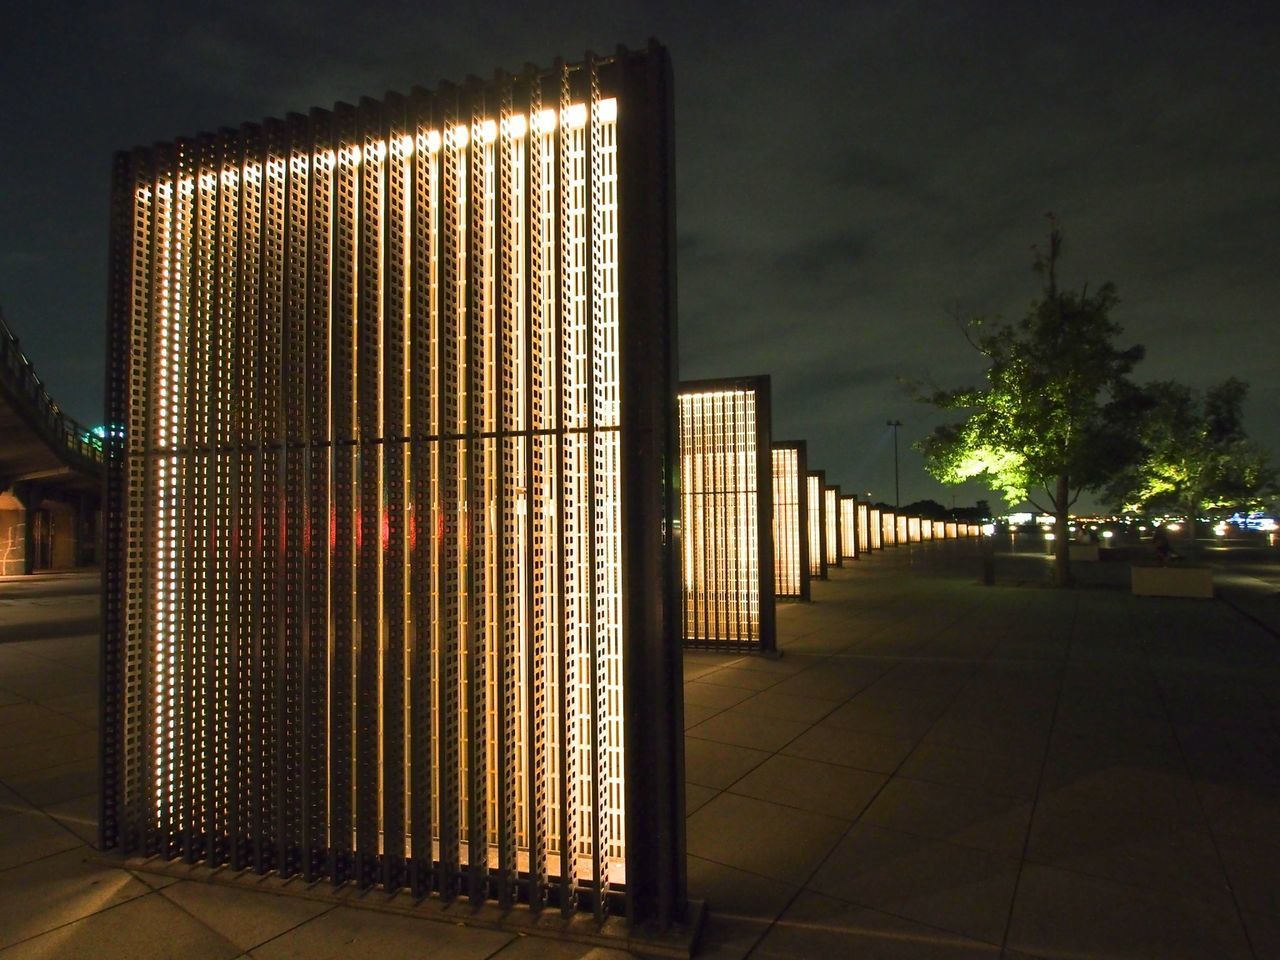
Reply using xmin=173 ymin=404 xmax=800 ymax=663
xmin=677 ymin=375 xmax=776 ymax=654
xmin=101 ymin=42 xmax=687 ymax=930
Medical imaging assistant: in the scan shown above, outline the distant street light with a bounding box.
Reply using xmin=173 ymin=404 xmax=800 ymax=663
xmin=886 ymin=419 xmax=903 ymax=508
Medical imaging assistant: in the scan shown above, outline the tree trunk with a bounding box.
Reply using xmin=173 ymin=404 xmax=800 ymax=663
xmin=1053 ymin=473 xmax=1073 ymax=587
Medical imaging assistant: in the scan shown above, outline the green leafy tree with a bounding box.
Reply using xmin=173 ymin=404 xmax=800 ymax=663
xmin=917 ymin=217 xmax=1145 ymax=586
xmin=1106 ymin=377 xmax=1276 ymax=552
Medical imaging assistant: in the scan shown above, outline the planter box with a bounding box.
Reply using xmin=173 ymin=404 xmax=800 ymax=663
xmin=1069 ymin=543 xmax=1100 ymax=562
xmin=1131 ymin=564 xmax=1214 ymax=599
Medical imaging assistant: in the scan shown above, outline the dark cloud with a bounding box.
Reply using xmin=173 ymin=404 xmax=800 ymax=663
xmin=2 ymin=0 xmax=1277 ymax=511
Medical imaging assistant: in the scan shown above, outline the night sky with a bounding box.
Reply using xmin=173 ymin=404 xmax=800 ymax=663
xmin=3 ymin=1 xmax=1276 ymax=512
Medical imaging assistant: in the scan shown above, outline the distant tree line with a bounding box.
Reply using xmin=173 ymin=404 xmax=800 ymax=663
xmin=914 ymin=215 xmax=1276 ymax=586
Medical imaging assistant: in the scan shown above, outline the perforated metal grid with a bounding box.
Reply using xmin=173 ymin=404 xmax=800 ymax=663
xmin=677 ymin=377 xmax=776 ymax=652
xmin=805 ymin=471 xmax=826 ymax=579
xmin=868 ymin=507 xmax=882 ymax=550
xmin=101 ymin=46 xmax=685 ymax=927
xmin=839 ymin=495 xmax=857 ymax=561
xmin=769 ymin=441 xmax=808 ymax=601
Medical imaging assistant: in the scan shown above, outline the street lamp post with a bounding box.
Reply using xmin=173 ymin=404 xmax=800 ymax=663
xmin=886 ymin=419 xmax=902 ymax=508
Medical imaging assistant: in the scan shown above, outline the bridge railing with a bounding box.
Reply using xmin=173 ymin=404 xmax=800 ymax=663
xmin=0 ymin=310 xmax=103 ymax=466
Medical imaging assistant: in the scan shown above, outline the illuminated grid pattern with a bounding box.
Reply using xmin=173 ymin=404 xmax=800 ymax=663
xmin=823 ymin=486 xmax=841 ymax=568
xmin=908 ymin=517 xmax=922 ymax=543
xmin=868 ymin=507 xmax=882 ymax=550
xmin=856 ymin=501 xmax=870 ymax=554
xmin=101 ymin=47 xmax=687 ymax=926
xmin=677 ymin=377 xmax=776 ymax=652
xmin=805 ymin=471 xmax=827 ymax=579
xmin=946 ymin=522 xmax=957 ymax=539
xmin=839 ymin=495 xmax=857 ymax=560
xmin=922 ymin=518 xmax=933 ymax=541
xmin=895 ymin=513 xmax=908 ymax=545
xmin=770 ymin=441 xmax=809 ymax=601
xmin=933 ymin=521 xmax=946 ymax=539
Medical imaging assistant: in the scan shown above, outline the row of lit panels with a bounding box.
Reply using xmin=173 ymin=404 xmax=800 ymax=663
xmin=101 ymin=49 xmax=683 ymax=926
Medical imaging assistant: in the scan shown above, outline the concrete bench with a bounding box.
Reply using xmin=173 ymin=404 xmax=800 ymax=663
xmin=1131 ymin=564 xmax=1214 ymax=599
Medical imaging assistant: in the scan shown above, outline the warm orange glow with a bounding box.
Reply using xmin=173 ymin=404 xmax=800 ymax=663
xmin=130 ymin=90 xmax=624 ymax=886
xmin=806 ymin=473 xmax=824 ymax=577
xmin=771 ymin=445 xmax=804 ymax=599
xmin=679 ymin=388 xmax=763 ymax=644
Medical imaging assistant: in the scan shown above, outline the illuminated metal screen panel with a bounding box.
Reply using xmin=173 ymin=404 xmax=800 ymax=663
xmin=823 ymin=486 xmax=841 ymax=568
xmin=969 ymin=523 xmax=980 ymax=537
xmin=945 ymin=521 xmax=957 ymax=539
xmin=770 ymin=441 xmax=809 ymax=601
xmin=895 ymin=513 xmax=908 ymax=544
xmin=839 ymin=496 xmax=857 ymax=560
xmin=922 ymin=518 xmax=933 ymax=541
xmin=677 ymin=377 xmax=776 ymax=652
xmin=805 ymin=471 xmax=826 ymax=579
xmin=101 ymin=46 xmax=686 ymax=926
xmin=868 ymin=507 xmax=882 ymax=550
xmin=856 ymin=501 xmax=870 ymax=554
xmin=908 ymin=517 xmax=922 ymax=542
xmin=933 ymin=521 xmax=946 ymax=539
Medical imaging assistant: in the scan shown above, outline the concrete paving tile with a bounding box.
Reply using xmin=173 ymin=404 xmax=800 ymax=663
xmin=782 ymin=723 xmax=916 ymax=774
xmin=3 ymin=754 xmax=97 ymax=807
xmin=754 ymin=891 xmax=1001 ymax=960
xmin=0 ymin=805 xmax=84 ymax=869
xmin=735 ymin=689 xmax=840 ymax=725
xmin=683 ymin=681 xmax=756 ymax=710
xmin=1215 ymin=837 xmax=1280 ymax=917
xmin=730 ymin=754 xmax=885 ymax=820
xmin=1197 ymin=780 xmax=1280 ymax=846
xmin=0 ymin=711 xmax=87 ymax=748
xmin=159 ymin=879 xmax=334 ymax=952
xmin=1032 ymin=764 xmax=1204 ymax=832
xmin=860 ymin=778 xmax=1032 ymax=858
xmin=0 ymin=890 xmax=243 ymax=959
xmin=489 ymin=936 xmax=637 ymax=958
xmin=685 ymin=782 xmax=718 ymax=817
xmin=686 ymin=854 xmax=799 ymax=960
xmin=686 ymin=792 xmax=848 ymax=886
xmin=693 ymin=665 xmax=783 ymax=692
xmin=808 ymin=823 xmax=1020 ymax=945
xmin=765 ymin=663 xmax=883 ymax=702
xmin=0 ymin=847 xmax=153 ymax=949
xmin=899 ymin=742 xmax=1042 ymax=800
xmin=684 ymin=654 xmax=738 ymax=682
xmin=686 ymin=708 xmax=809 ymax=753
xmin=683 ymin=703 xmax=720 ymax=729
xmin=0 ymin=728 xmax=97 ymax=778
xmin=1242 ymin=910 xmax=1280 ymax=959
xmin=43 ymin=791 xmax=98 ymax=844
xmin=1006 ymin=863 xmax=1253 ymax=960
xmin=822 ymin=701 xmax=937 ymax=741
xmin=250 ymin=904 xmax=514 ymax=959
xmin=684 ymin=737 xmax=771 ymax=790
xmin=923 ymin=713 xmax=1051 ymax=759
xmin=1025 ymin=813 xmax=1232 ymax=907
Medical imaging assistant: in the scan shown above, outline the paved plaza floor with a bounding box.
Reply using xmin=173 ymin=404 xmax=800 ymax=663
xmin=1 ymin=541 xmax=1278 ymax=958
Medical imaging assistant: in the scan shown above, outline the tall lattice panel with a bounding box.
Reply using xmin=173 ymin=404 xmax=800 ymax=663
xmin=823 ymin=486 xmax=842 ymax=568
xmin=677 ymin=377 xmax=775 ymax=652
xmin=805 ymin=471 xmax=826 ymax=580
xmin=100 ymin=46 xmax=688 ymax=928
xmin=839 ymin=496 xmax=857 ymax=560
xmin=868 ymin=507 xmax=882 ymax=550
xmin=856 ymin=502 xmax=870 ymax=554
xmin=770 ymin=442 xmax=808 ymax=601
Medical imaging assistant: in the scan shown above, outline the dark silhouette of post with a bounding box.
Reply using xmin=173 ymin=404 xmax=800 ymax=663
xmin=886 ymin=419 xmax=902 ymax=507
